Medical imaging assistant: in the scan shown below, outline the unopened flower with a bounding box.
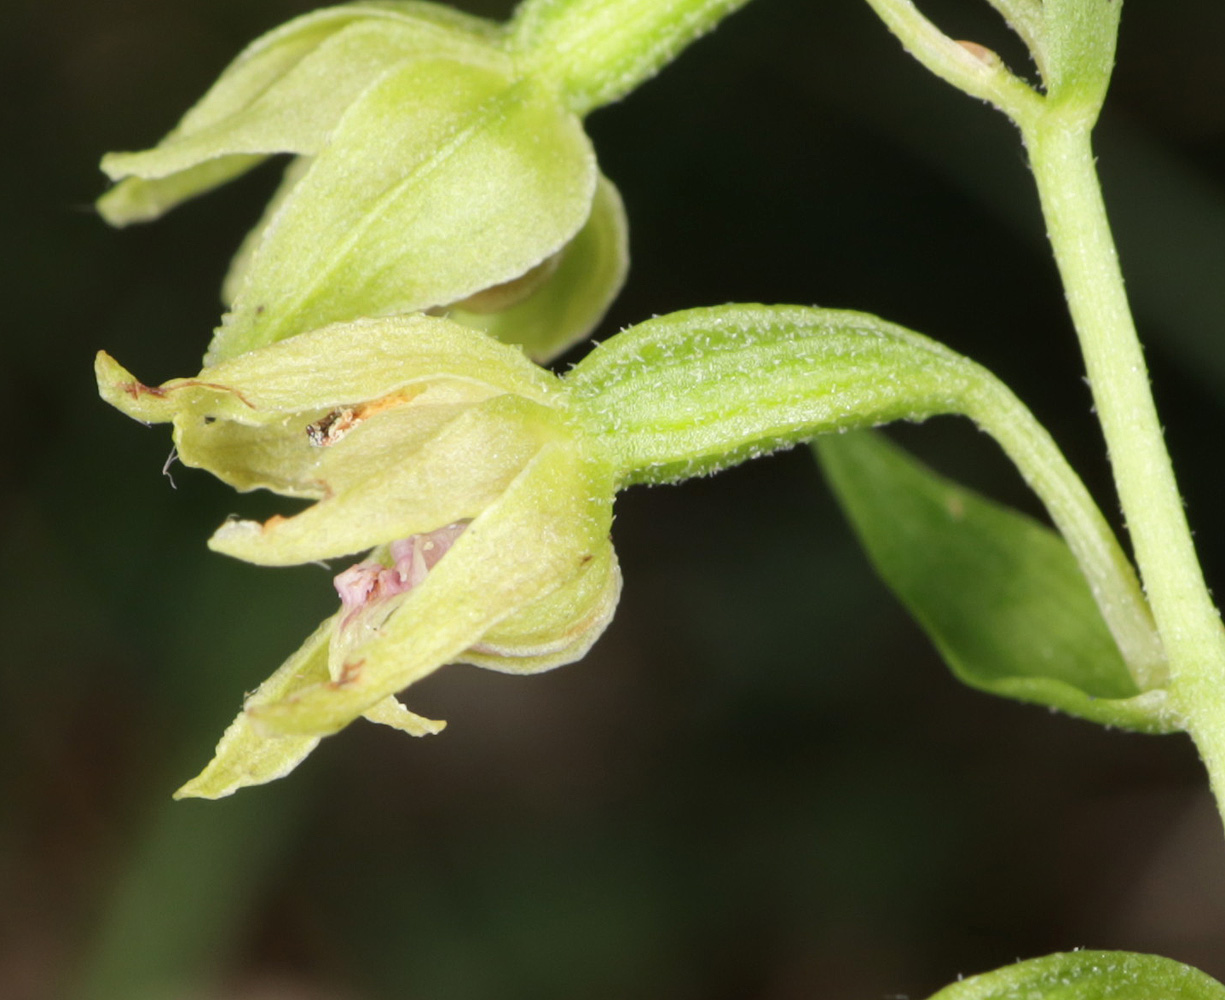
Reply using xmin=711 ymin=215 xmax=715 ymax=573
xmin=98 ymin=2 xmax=627 ymax=365
xmin=97 ymin=314 xmax=619 ymax=798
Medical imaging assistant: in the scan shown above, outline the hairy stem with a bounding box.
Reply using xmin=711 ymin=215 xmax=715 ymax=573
xmin=509 ymin=0 xmax=752 ymax=114
xmin=1026 ymin=116 xmax=1225 ymax=813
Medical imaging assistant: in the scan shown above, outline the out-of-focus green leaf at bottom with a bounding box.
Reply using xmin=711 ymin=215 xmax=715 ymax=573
xmin=927 ymin=950 xmax=1225 ymax=999
xmin=815 ymin=430 xmax=1177 ymax=734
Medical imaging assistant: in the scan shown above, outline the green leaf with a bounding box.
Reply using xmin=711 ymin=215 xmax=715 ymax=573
xmin=928 ymin=951 xmax=1225 ymax=1000
xmin=816 ymin=430 xmax=1176 ymax=733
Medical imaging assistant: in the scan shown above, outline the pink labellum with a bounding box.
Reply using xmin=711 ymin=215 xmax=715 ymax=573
xmin=334 ymin=521 xmax=469 ymax=626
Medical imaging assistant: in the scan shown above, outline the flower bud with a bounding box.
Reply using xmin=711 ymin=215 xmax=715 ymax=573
xmin=98 ymin=2 xmax=627 ymax=365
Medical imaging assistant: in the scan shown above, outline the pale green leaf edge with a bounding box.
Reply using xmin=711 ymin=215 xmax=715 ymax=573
xmin=928 ymin=950 xmax=1225 ymax=1000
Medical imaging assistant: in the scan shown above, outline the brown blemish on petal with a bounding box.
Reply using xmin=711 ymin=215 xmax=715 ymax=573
xmin=262 ymin=515 xmax=288 ymax=532
xmin=120 ymin=379 xmax=167 ymax=400
xmin=331 ymin=659 xmax=364 ymax=689
xmin=179 ymin=381 xmax=256 ymax=408
xmin=307 ymin=407 xmax=358 ymax=447
xmin=306 ymin=386 xmax=430 ymax=447
xmin=121 ymin=378 xmax=256 ymax=408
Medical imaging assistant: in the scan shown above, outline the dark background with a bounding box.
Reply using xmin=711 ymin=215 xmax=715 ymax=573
xmin=6 ymin=0 xmax=1225 ymax=997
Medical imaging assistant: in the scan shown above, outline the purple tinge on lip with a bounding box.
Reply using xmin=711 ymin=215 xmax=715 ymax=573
xmin=333 ymin=521 xmax=469 ymax=624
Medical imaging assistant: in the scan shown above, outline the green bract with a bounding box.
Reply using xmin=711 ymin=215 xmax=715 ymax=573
xmin=97 ymin=1 xmax=626 ymax=365
xmin=861 ymin=0 xmax=1121 ymax=130
xmin=97 ymin=315 xmax=619 ymax=798
xmin=819 ymin=431 xmax=1175 ymax=734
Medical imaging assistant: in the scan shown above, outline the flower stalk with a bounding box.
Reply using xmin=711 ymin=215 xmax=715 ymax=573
xmin=510 ymin=0 xmax=753 ymax=114
xmin=860 ymin=0 xmax=1225 ymax=821
xmin=1024 ymin=117 xmax=1225 ymax=806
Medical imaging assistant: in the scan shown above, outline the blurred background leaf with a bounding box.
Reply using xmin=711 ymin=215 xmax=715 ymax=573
xmin=6 ymin=0 xmax=1225 ymax=997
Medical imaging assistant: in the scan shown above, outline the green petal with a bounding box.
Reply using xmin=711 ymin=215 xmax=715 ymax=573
xmin=466 ymin=546 xmax=621 ymax=673
xmin=98 ymin=315 xmax=561 ymax=424
xmin=98 ymin=3 xmax=505 ymax=225
xmin=247 ymin=441 xmax=604 ymax=735
xmin=98 ymin=155 xmax=267 ymax=228
xmin=207 ymin=397 xmax=549 ymax=565
xmin=817 ymin=430 xmax=1177 ymax=733
xmin=97 ymin=317 xmax=566 ymax=508
xmin=221 ymin=157 xmax=313 ymax=308
xmin=208 ymin=58 xmax=596 ymax=362
xmin=361 ymin=696 xmax=447 ymax=736
xmin=176 ymin=393 xmax=474 ymax=500
xmin=174 ymin=614 xmax=446 ymax=799
xmin=174 ymin=614 xmax=336 ymax=800
xmin=446 ymin=173 xmax=629 ymax=362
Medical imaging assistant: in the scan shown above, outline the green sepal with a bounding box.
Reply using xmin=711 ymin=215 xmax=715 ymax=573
xmin=99 ymin=155 xmax=265 ymax=228
xmin=816 ymin=430 xmax=1177 ymax=734
xmin=469 ymin=543 xmax=622 ymax=672
xmin=98 ymin=2 xmax=505 ymax=225
xmin=445 ymin=173 xmax=628 ymax=363
xmin=207 ymin=397 xmax=550 ymax=565
xmin=96 ymin=312 xmax=560 ymax=426
xmin=247 ymin=440 xmax=612 ymax=737
xmin=96 ymin=316 xmax=570 ymax=563
xmin=220 ymin=156 xmax=312 ymax=309
xmin=927 ymin=950 xmax=1225 ymax=1000
xmin=174 ymin=610 xmax=447 ymax=800
xmin=209 ymin=58 xmax=596 ymax=362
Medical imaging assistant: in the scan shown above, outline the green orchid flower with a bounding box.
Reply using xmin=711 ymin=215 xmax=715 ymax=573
xmin=98 ymin=298 xmax=1142 ymax=801
xmin=97 ymin=1 xmax=627 ymax=365
xmin=97 ymin=314 xmax=619 ymax=798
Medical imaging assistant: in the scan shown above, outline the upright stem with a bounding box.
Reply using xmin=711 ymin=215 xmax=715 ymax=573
xmin=1026 ymin=117 xmax=1225 ymax=812
xmin=509 ymin=0 xmax=752 ymax=115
